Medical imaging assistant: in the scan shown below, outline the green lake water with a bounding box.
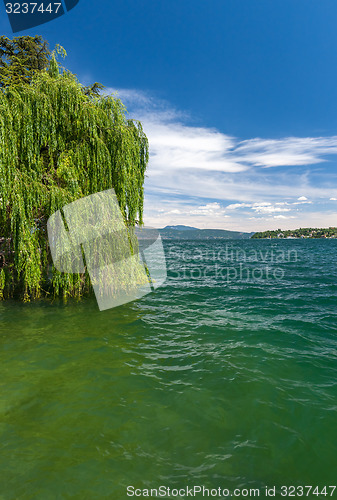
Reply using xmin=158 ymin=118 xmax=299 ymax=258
xmin=1 ymin=239 xmax=337 ymax=499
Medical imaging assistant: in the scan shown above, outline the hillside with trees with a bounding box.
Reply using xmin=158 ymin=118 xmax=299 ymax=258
xmin=251 ymin=227 xmax=337 ymax=239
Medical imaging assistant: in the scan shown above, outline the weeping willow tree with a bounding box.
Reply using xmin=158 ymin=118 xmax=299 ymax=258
xmin=0 ymin=53 xmax=149 ymax=301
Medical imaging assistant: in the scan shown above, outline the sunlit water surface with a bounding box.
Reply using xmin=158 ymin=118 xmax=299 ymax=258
xmin=1 ymin=240 xmax=337 ymax=499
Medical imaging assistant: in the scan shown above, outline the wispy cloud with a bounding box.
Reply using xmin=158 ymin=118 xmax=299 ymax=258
xmin=106 ymin=88 xmax=337 ymax=230
xmin=234 ymin=137 xmax=337 ymax=168
xmin=251 ymin=203 xmax=291 ymax=214
xmin=189 ymin=202 xmax=229 ymax=216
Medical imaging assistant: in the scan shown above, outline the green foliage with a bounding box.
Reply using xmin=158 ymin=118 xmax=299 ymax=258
xmin=83 ymin=82 xmax=105 ymax=97
xmin=0 ymin=67 xmax=149 ymax=301
xmin=251 ymin=227 xmax=337 ymax=239
xmin=0 ymin=35 xmax=51 ymax=87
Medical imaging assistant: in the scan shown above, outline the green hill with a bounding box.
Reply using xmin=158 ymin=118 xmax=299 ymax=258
xmin=252 ymin=227 xmax=337 ymax=239
xmin=159 ymin=226 xmax=254 ymax=240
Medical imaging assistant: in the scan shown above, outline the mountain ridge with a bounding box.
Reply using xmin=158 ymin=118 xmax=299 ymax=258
xmin=159 ymin=225 xmax=254 ymax=240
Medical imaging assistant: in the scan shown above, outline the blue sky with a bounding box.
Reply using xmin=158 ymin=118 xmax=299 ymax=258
xmin=2 ymin=0 xmax=337 ymax=230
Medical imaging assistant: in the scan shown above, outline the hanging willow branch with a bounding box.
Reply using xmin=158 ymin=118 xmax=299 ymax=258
xmin=0 ymin=64 xmax=149 ymax=301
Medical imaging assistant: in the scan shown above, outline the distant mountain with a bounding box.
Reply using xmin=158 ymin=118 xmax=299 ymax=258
xmin=159 ymin=226 xmax=254 ymax=240
xmin=163 ymin=225 xmax=198 ymax=231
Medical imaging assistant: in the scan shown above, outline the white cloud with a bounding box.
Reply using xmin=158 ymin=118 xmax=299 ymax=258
xmin=144 ymin=122 xmax=337 ymax=174
xmin=273 ymin=215 xmax=296 ymax=220
xmin=252 ymin=203 xmax=291 ymax=214
xmin=293 ymin=196 xmax=312 ymax=205
xmin=189 ymin=202 xmax=229 ymax=216
xmin=234 ymin=137 xmax=337 ymax=168
xmin=166 ymin=209 xmax=181 ymax=214
xmin=105 ymin=88 xmax=337 ymax=230
xmin=108 ymin=88 xmax=337 ymax=175
xmin=226 ymin=203 xmax=252 ymax=210
xmin=145 ymin=122 xmax=246 ymax=173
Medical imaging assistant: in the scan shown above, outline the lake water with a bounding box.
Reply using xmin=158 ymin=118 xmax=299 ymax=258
xmin=1 ymin=239 xmax=337 ymax=499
